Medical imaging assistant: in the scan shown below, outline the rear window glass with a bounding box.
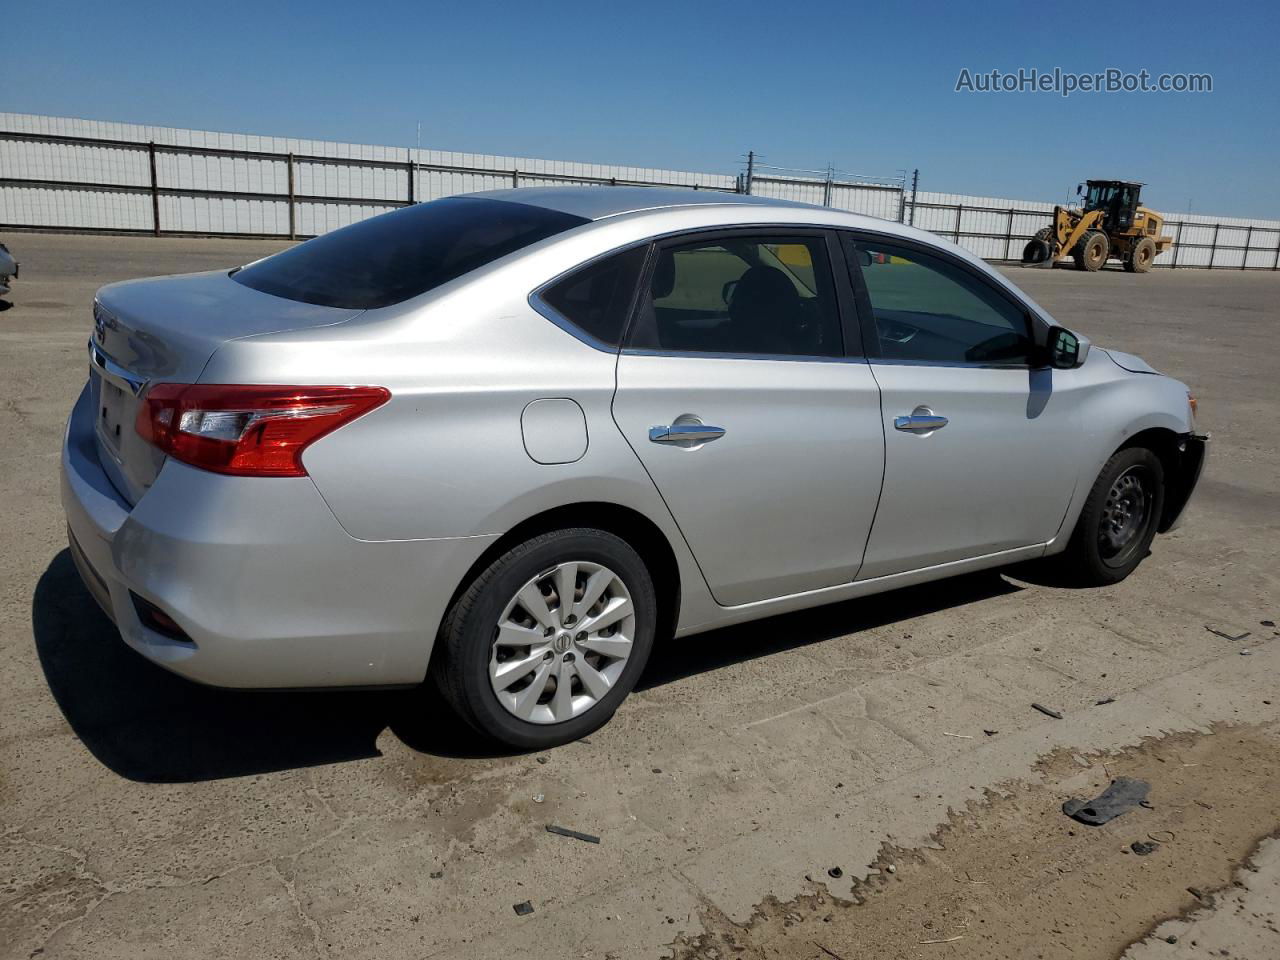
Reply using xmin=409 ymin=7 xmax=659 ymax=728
xmin=539 ymin=245 xmax=647 ymax=347
xmin=232 ymin=197 xmax=588 ymax=309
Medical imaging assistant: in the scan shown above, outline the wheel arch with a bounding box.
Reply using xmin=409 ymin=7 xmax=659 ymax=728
xmin=1116 ymin=426 xmax=1200 ymax=532
xmin=432 ymin=501 xmax=683 ymax=673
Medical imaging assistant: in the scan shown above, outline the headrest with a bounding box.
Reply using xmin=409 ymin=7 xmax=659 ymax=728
xmin=651 ymin=252 xmax=676 ymax=299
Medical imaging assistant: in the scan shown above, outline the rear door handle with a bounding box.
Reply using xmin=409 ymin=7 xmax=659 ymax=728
xmin=649 ymin=423 xmax=726 ymax=444
xmin=894 ymin=413 xmax=949 ymax=432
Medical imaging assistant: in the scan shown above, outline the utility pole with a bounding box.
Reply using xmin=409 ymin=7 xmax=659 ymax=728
xmin=745 ymin=151 xmax=755 ymax=195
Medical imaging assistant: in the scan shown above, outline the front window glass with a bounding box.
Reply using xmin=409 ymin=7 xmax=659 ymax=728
xmin=853 ymin=240 xmax=1033 ymax=365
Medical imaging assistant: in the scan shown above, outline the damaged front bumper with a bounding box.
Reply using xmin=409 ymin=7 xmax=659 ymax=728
xmin=1159 ymin=432 xmax=1209 ymax=533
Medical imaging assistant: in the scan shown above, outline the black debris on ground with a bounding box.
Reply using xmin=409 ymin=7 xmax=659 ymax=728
xmin=513 ymin=901 xmax=534 ymax=916
xmin=546 ymin=824 xmax=601 ymax=844
xmin=1205 ymin=626 xmax=1251 ymax=641
xmin=1062 ymin=777 xmax=1151 ymax=826
xmin=1032 ymin=703 xmax=1064 ymax=720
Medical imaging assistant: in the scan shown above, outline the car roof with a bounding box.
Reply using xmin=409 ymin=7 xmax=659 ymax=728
xmin=468 ymin=186 xmax=819 ymax=221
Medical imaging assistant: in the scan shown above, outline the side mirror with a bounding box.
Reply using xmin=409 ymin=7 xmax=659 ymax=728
xmin=1046 ymin=325 xmax=1084 ymax=368
xmin=1076 ymin=183 xmax=1084 ymax=196
xmin=857 ymin=249 xmax=874 ymax=267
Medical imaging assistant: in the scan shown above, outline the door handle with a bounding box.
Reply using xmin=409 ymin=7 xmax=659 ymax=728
xmin=894 ymin=413 xmax=949 ymax=432
xmin=649 ymin=423 xmax=726 ymax=444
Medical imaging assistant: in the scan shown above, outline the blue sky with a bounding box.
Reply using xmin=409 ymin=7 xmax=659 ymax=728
xmin=5 ymin=0 xmax=1278 ymax=218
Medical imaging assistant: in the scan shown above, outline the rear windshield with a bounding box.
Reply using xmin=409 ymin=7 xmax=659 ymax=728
xmin=232 ymin=196 xmax=589 ymax=309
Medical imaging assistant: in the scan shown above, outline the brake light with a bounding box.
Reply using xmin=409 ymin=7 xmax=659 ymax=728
xmin=135 ymin=384 xmax=390 ymax=477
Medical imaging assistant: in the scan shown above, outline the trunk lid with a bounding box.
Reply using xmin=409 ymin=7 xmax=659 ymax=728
xmin=89 ymin=269 xmax=361 ymax=504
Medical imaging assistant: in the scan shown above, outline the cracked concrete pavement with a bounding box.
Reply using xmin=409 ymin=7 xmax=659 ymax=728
xmin=1 ymin=234 xmax=1277 ymax=958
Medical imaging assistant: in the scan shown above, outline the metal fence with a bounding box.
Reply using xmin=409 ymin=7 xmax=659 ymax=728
xmin=3 ymin=114 xmax=1278 ymax=270
xmin=0 ymin=130 xmax=740 ymax=240
xmin=901 ymin=195 xmax=1280 ymax=270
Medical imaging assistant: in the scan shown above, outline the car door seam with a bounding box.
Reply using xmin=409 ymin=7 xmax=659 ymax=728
xmin=853 ymin=359 xmax=889 ymax=582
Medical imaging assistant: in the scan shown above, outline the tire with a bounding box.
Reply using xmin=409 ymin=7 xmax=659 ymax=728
xmin=1062 ymin=448 xmax=1166 ymax=585
xmin=1125 ymin=237 xmax=1157 ymax=273
xmin=1073 ymin=230 xmax=1110 ymax=272
xmin=1022 ymin=227 xmax=1054 ymax=264
xmin=431 ymin=528 xmax=657 ymax=749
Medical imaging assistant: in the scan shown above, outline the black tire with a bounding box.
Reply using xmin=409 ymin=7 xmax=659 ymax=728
xmin=1022 ymin=228 xmax=1053 ymax=265
xmin=1073 ymin=230 xmax=1110 ymax=272
xmin=1061 ymin=448 xmax=1165 ymax=585
xmin=431 ymin=528 xmax=656 ymax=749
xmin=1125 ymin=237 xmax=1157 ymax=273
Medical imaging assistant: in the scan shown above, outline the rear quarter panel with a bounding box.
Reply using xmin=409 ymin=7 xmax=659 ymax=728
xmin=199 ymin=221 xmax=718 ymax=631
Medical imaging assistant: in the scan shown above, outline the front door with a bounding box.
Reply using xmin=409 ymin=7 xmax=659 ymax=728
xmin=612 ymin=230 xmax=885 ymax=607
xmin=844 ymin=234 xmax=1080 ymax=580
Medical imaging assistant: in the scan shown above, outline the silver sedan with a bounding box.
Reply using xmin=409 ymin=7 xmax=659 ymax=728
xmin=61 ymin=188 xmax=1207 ymax=748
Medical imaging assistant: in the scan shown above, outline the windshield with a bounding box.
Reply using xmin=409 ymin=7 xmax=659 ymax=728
xmin=232 ymin=196 xmax=589 ymax=309
xmin=1085 ymin=183 xmax=1120 ymax=210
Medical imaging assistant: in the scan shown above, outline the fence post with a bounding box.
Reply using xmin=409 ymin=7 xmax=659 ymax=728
xmin=1171 ymin=221 xmax=1182 ymax=269
xmin=1003 ymin=208 xmax=1015 ymax=260
xmin=745 ymin=151 xmax=755 ymax=195
xmin=907 ymin=168 xmax=918 ymax=226
xmin=1242 ymin=225 xmax=1252 ymax=270
xmin=512 ymin=168 xmax=519 ymax=189
xmin=147 ymin=141 xmax=161 ymax=236
xmin=286 ymin=153 xmax=296 ymax=240
xmin=406 ymin=149 xmax=415 ymax=206
xmin=954 ymin=204 xmax=963 ymax=242
xmin=1208 ymin=223 xmax=1220 ymax=269
xmin=1273 ymin=230 xmax=1280 ymax=270
xmin=822 ymin=173 xmax=833 ymax=207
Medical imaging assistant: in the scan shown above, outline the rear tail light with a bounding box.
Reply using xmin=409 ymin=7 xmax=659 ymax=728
xmin=135 ymin=383 xmax=389 ymax=477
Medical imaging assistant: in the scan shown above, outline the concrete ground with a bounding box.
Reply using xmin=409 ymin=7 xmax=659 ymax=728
xmin=1 ymin=233 xmax=1277 ymax=959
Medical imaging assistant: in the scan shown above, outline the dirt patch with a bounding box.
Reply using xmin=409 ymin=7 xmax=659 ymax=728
xmin=669 ymin=724 xmax=1280 ymax=960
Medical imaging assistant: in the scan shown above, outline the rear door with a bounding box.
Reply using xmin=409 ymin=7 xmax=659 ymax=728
xmin=611 ymin=229 xmax=885 ymax=607
xmin=844 ymin=233 xmax=1080 ymax=579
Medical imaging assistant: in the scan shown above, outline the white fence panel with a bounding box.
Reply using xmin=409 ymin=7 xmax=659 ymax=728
xmin=3 ymin=113 xmax=1279 ymax=270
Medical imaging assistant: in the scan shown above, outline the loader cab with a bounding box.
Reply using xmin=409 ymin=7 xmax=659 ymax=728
xmin=1082 ymin=180 xmax=1142 ymax=233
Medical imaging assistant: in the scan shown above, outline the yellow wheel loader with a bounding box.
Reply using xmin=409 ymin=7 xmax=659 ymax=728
xmin=1022 ymin=180 xmax=1173 ymax=273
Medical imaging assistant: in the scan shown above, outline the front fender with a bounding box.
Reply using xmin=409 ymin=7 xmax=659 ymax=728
xmin=1047 ymin=357 xmax=1194 ymax=550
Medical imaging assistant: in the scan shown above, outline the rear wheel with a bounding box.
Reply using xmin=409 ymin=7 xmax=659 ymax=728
xmin=431 ymin=528 xmax=656 ymax=749
xmin=1061 ymin=448 xmax=1165 ymax=585
xmin=1125 ymin=237 xmax=1157 ymax=273
xmin=1073 ymin=230 xmax=1110 ymax=272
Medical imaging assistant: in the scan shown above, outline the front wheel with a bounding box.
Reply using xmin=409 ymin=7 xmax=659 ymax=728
xmin=1073 ymin=230 xmax=1110 ymax=271
xmin=1061 ymin=448 xmax=1165 ymax=585
xmin=431 ymin=528 xmax=656 ymax=749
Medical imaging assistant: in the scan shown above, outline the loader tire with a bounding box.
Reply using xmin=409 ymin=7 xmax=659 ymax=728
xmin=1073 ymin=231 xmax=1109 ymax=272
xmin=1125 ymin=237 xmax=1156 ymax=273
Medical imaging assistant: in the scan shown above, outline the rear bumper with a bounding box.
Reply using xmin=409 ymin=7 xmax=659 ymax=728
xmin=1159 ymin=432 xmax=1209 ymax=533
xmin=60 ymin=382 xmax=495 ymax=688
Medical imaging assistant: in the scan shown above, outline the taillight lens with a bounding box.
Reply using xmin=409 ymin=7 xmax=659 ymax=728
xmin=135 ymin=384 xmax=390 ymax=477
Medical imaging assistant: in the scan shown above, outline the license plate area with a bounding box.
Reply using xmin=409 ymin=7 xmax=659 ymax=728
xmin=93 ymin=369 xmax=131 ymax=458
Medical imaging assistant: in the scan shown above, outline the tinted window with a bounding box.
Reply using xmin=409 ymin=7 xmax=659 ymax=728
xmin=627 ymin=236 xmax=842 ymax=357
xmin=233 ymin=197 xmax=588 ymax=309
xmin=539 ymin=245 xmax=647 ymax=347
xmin=852 ymin=240 xmax=1033 ymax=365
